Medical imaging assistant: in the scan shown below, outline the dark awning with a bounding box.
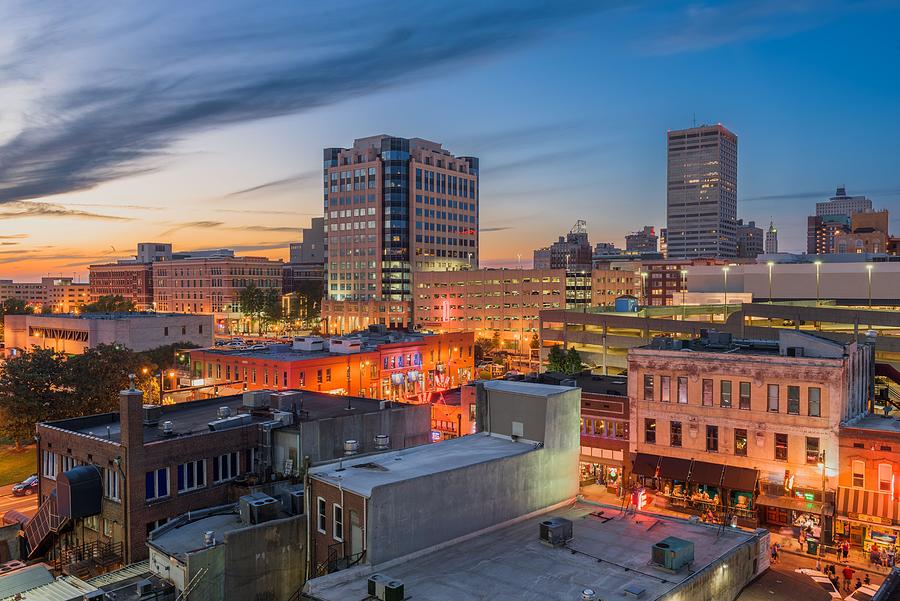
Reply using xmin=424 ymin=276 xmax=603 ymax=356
xmin=658 ymin=456 xmax=691 ymax=481
xmin=722 ymin=466 xmax=759 ymax=492
xmin=632 ymin=453 xmax=661 ymax=477
xmin=689 ymin=461 xmax=724 ymax=487
xmin=757 ymin=494 xmax=831 ymax=516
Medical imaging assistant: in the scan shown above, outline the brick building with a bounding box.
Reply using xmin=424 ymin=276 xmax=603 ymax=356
xmin=88 ymin=262 xmax=154 ymax=309
xmin=0 ymin=277 xmax=89 ymax=313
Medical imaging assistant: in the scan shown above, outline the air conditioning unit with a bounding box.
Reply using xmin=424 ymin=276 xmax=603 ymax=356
xmin=239 ymin=492 xmax=280 ymax=524
xmin=143 ymin=404 xmax=162 ymax=426
xmin=160 ymin=421 xmax=174 ymax=436
xmin=270 ymin=410 xmax=293 ymax=427
xmin=82 ymin=590 xmax=105 ymax=601
xmin=539 ymin=517 xmax=573 ymax=547
xmin=243 ymin=390 xmax=272 ymax=408
xmin=270 ymin=391 xmax=303 ymax=412
xmin=367 ymin=575 xmax=403 ymax=601
xmin=786 ymin=346 xmax=804 ymax=357
xmin=208 ymin=414 xmax=252 ymax=431
xmin=136 ymin=579 xmax=153 ymax=595
xmin=650 ymin=537 xmax=694 ymax=572
xmin=382 ymin=580 xmax=404 ymax=601
xmin=288 ymin=489 xmax=304 ymax=515
xmin=217 ymin=406 xmax=231 ymax=419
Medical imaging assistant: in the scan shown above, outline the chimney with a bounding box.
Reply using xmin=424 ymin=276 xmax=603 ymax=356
xmin=119 ymin=387 xmax=145 ymax=452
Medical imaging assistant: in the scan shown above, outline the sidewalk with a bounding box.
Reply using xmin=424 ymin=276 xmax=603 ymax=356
xmin=579 ymin=484 xmax=894 ymax=577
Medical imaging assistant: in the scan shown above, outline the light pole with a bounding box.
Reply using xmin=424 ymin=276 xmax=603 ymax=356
xmin=721 ymin=266 xmax=730 ymax=321
xmin=814 ymin=260 xmax=822 ymax=306
xmin=640 ymin=271 xmax=648 ymax=306
xmin=767 ymin=261 xmax=774 ymax=303
xmin=866 ymin=264 xmax=874 ymax=308
xmin=817 ymin=450 xmax=827 ymax=557
xmin=680 ymin=269 xmax=688 ymax=320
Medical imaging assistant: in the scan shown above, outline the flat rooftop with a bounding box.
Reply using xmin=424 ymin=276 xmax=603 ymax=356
xmin=196 ymin=330 xmax=433 ymax=361
xmin=309 ymin=432 xmax=534 ymax=497
xmin=42 ymin=390 xmax=390 ymax=443
xmin=17 ymin=312 xmax=205 ymax=320
xmin=843 ymin=413 xmax=900 ymax=434
xmin=479 ymin=378 xmax=578 ymax=397
xmin=148 ymin=507 xmax=246 ymax=561
xmin=541 ymin=371 xmax=627 ymax=396
xmin=307 ymin=502 xmax=758 ymax=601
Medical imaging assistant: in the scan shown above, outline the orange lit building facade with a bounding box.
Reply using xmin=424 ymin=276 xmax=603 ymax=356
xmin=188 ymin=331 xmax=474 ymax=401
xmin=89 ymin=262 xmax=154 ymax=309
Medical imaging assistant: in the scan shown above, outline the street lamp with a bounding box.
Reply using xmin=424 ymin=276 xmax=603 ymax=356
xmin=817 ymin=450 xmax=827 ymax=557
xmin=721 ymin=266 xmax=730 ymax=320
xmin=640 ymin=271 xmax=648 ymax=306
xmin=866 ymin=264 xmax=874 ymax=308
xmin=814 ymin=260 xmax=822 ymax=306
xmin=767 ymin=261 xmax=775 ymax=304
xmin=680 ymin=269 xmax=688 ymax=320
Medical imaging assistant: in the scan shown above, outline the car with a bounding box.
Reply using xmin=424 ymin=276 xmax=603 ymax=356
xmin=795 ymin=569 xmax=842 ymax=600
xmin=11 ymin=475 xmax=38 ymax=497
xmin=846 ymin=583 xmax=880 ymax=601
xmin=245 ymin=344 xmax=267 ymax=351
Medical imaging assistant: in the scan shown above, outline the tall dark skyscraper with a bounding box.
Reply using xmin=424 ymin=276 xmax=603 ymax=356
xmin=666 ymin=124 xmax=738 ymax=258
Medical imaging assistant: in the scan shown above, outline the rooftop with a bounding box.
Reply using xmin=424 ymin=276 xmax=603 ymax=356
xmin=309 ymin=432 xmax=534 ymax=497
xmin=146 ymin=505 xmax=274 ymax=562
xmin=479 ymin=378 xmax=579 ymax=397
xmin=41 ymin=390 xmax=390 ymax=443
xmin=540 ymin=371 xmax=627 ymax=396
xmin=13 ymin=312 xmax=206 ymax=320
xmin=843 ymin=413 xmax=900 ymax=435
xmin=307 ymin=502 xmax=758 ymax=601
xmin=638 ymin=329 xmax=846 ymax=359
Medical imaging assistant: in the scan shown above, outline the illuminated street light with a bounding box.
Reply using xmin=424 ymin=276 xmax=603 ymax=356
xmin=767 ymin=261 xmax=775 ymax=303
xmin=721 ymin=266 xmax=730 ymax=320
xmin=814 ymin=260 xmax=822 ymax=306
xmin=866 ymin=264 xmax=874 ymax=308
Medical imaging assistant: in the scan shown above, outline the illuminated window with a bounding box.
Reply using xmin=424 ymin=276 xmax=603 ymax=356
xmin=852 ymin=460 xmax=865 ymax=488
xmin=879 ymin=463 xmax=892 ymax=492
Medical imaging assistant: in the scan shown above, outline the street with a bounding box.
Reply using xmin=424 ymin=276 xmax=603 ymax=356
xmin=0 ymin=484 xmax=37 ymax=520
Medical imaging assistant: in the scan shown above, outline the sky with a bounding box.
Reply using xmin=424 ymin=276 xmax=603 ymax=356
xmin=1 ymin=0 xmax=899 ymax=280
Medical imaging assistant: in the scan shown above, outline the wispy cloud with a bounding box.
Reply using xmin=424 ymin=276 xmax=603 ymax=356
xmin=156 ymin=220 xmax=225 ymax=237
xmin=0 ymin=201 xmax=132 ymax=221
xmin=225 ymin=171 xmax=320 ymax=198
xmin=0 ymin=234 xmax=28 ymax=239
xmin=0 ymin=1 xmax=605 ymax=203
xmin=157 ymin=220 xmax=298 ymax=237
xmin=481 ymin=226 xmax=513 ymax=232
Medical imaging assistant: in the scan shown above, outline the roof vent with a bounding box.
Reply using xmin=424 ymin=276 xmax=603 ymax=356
xmin=581 ymin=590 xmax=597 ymax=601
xmin=143 ymin=404 xmax=162 ymax=426
xmin=650 ymin=536 xmax=694 ymax=572
xmin=160 ymin=421 xmax=174 ymax=436
xmin=217 ymin=406 xmax=231 ymax=419
xmin=539 ymin=517 xmax=573 ymax=547
xmin=204 ymin=530 xmax=216 ymax=548
xmin=344 ymin=440 xmax=360 ymax=456
xmin=374 ymin=434 xmax=390 ymax=450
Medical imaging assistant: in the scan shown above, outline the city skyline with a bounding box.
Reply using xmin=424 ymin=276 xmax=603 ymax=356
xmin=1 ymin=1 xmax=900 ymax=279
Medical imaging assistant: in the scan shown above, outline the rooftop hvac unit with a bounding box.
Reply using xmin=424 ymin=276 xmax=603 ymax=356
xmin=650 ymin=537 xmax=694 ymax=572
xmin=330 ymin=338 xmax=362 ymax=354
xmin=270 ymin=410 xmax=293 ymax=427
xmin=374 ymin=434 xmax=390 ymax=450
xmin=208 ymin=413 xmax=252 ymax=431
xmin=539 ymin=517 xmax=573 ymax=547
xmin=270 ymin=391 xmax=303 ymax=412
xmin=786 ymin=346 xmax=805 ymax=357
xmin=344 ymin=440 xmax=360 ymax=456
xmin=243 ymin=390 xmax=272 ymax=408
xmin=367 ymin=575 xmax=404 ymax=601
xmin=217 ymin=406 xmax=232 ymax=419
xmin=136 ymin=579 xmax=153 ymax=595
xmin=143 ymin=404 xmax=163 ymax=426
xmin=292 ymin=336 xmax=325 ymax=352
xmin=288 ymin=489 xmax=304 ymax=515
xmin=239 ymin=492 xmax=280 ymax=524
xmin=160 ymin=421 xmax=174 ymax=436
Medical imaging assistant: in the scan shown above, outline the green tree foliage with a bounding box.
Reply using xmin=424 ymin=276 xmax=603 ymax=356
xmin=66 ymin=344 xmax=142 ymax=415
xmin=260 ymin=289 xmax=282 ymax=333
xmin=0 ymin=298 xmax=34 ymax=317
xmin=238 ymin=284 xmax=265 ymax=332
xmin=547 ymin=345 xmax=583 ymax=375
xmin=80 ymin=295 xmax=137 ymax=313
xmin=565 ymin=347 xmax=583 ymax=374
xmin=530 ymin=333 xmax=540 ymax=350
xmin=0 ymin=348 xmax=69 ymax=448
xmin=138 ymin=342 xmax=200 ymax=373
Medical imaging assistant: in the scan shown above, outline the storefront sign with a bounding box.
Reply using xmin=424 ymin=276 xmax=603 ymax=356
xmin=848 ymin=512 xmax=894 ymax=526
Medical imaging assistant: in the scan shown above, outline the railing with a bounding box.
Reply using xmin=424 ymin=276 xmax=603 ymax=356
xmin=314 ymin=541 xmax=367 ymax=577
xmin=50 ymin=539 xmax=124 ymax=575
xmin=24 ymin=491 xmax=69 ymax=558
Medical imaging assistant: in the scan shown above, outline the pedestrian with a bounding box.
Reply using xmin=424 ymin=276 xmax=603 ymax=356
xmin=828 ymin=564 xmax=837 ymax=578
xmin=771 ymin=542 xmax=779 ymax=564
xmin=855 ymin=578 xmax=862 ymax=590
xmin=864 ymin=573 xmax=871 ymax=586
xmin=843 ymin=540 xmax=850 ymax=561
xmin=889 ymin=548 xmax=896 ymax=567
xmin=843 ymin=566 xmax=855 ymax=593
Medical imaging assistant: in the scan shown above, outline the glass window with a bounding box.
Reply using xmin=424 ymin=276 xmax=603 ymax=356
xmin=317 ymin=497 xmax=327 ymax=533
xmin=644 ymin=418 xmax=656 ymax=444
xmin=805 ymin=437 xmax=820 ymax=465
xmin=706 ymin=425 xmax=718 ymax=452
xmin=643 ymin=375 xmax=654 ymax=401
xmin=852 ymin=460 xmax=865 ymax=488
xmin=767 ymin=384 xmax=779 ymax=412
xmin=720 ymin=380 xmax=732 ymax=408
xmin=670 ymin=421 xmax=682 ymax=447
xmin=739 ymin=382 xmax=751 ymax=410
xmin=104 ymin=467 xmax=120 ymax=501
xmin=775 ymin=433 xmax=788 ymax=461
xmin=213 ymin=452 xmax=239 ymax=483
xmin=177 ymin=459 xmax=206 ymax=493
xmin=333 ymin=504 xmax=344 ymax=542
xmin=879 ymin=463 xmax=892 ymax=492
xmin=808 ymin=387 xmax=821 ymax=417
xmin=702 ymin=379 xmax=713 ymax=406
xmin=734 ymin=429 xmax=747 ymax=456
xmin=660 ymin=376 xmax=671 ymax=402
xmin=677 ymin=377 xmax=688 ymax=404
xmin=145 ymin=468 xmax=169 ymax=501
xmin=788 ymin=386 xmax=800 ymax=415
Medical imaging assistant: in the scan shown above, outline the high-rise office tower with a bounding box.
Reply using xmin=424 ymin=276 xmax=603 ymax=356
xmin=765 ymin=221 xmax=778 ymax=254
xmin=322 ymin=136 xmax=478 ymax=331
xmin=666 ymin=124 xmax=738 ymax=259
xmin=816 ymin=186 xmax=872 ymax=217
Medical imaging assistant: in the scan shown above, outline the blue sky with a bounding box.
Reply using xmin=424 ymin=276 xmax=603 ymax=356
xmin=0 ymin=0 xmax=898 ymax=278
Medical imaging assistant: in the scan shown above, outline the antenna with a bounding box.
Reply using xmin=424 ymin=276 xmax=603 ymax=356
xmin=692 ymin=113 xmax=696 ymax=128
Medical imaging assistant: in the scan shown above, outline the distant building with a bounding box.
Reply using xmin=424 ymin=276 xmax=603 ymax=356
xmin=0 ymin=277 xmax=89 ymax=313
xmin=808 ymin=214 xmax=851 ymax=254
xmin=659 ymin=227 xmax=668 ymax=258
xmin=625 ymin=226 xmax=658 ymax=254
xmin=89 ymin=262 xmax=154 ymax=309
xmin=289 ymin=217 xmax=325 ymax=264
xmin=735 ymin=219 xmax=764 ymax=258
xmin=532 ymin=220 xmax=592 ymax=271
xmin=834 ymin=209 xmax=890 ymax=254
xmin=592 ymin=241 xmax=622 ymax=258
xmin=765 ymin=221 xmax=778 ymax=254
xmin=136 ymin=242 xmax=173 ymax=263
xmin=3 ymin=312 xmax=213 ymax=354
xmin=282 ymin=262 xmax=325 ymax=295
xmin=817 ymin=186 xmax=872 ymax=217
xmin=641 ymin=258 xmax=725 ymax=307
xmin=666 ymin=124 xmax=738 ymax=259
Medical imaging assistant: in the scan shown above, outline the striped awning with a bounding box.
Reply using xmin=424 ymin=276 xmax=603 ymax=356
xmin=836 ymin=487 xmax=900 ymax=524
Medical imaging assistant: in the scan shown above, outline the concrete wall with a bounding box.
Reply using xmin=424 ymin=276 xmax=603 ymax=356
xmin=0 ymin=523 xmax=22 ymax=562
xmin=659 ymin=530 xmax=769 ymax=601
xmin=366 ymin=385 xmax=580 ymax=565
xmin=222 ymin=515 xmax=306 ymax=601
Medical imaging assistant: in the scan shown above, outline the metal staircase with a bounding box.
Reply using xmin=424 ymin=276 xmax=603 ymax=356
xmin=23 ymin=490 xmax=70 ymax=558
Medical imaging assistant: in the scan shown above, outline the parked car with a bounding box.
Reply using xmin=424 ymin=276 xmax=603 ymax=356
xmin=795 ymin=569 xmax=842 ymax=600
xmin=846 ymin=583 xmax=880 ymax=601
xmin=11 ymin=475 xmax=38 ymax=496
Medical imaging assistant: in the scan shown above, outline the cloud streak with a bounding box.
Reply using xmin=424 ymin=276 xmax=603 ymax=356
xmin=0 ymin=1 xmax=606 ymax=203
xmin=0 ymin=201 xmax=132 ymax=221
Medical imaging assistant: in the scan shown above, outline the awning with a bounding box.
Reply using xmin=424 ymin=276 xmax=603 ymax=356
xmin=658 ymin=456 xmax=691 ymax=481
xmin=632 ymin=453 xmax=661 ymax=477
xmin=722 ymin=466 xmax=759 ymax=492
xmin=689 ymin=461 xmax=724 ymax=487
xmin=837 ymin=487 xmax=900 ymax=523
xmin=757 ymin=494 xmax=833 ymax=516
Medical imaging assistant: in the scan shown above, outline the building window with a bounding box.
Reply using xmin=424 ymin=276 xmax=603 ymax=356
xmin=644 ymin=419 xmax=656 ymax=444
xmin=643 ymin=375 xmax=654 ymax=401
xmin=213 ymin=452 xmax=239 ymax=483
xmin=702 ymin=379 xmax=713 ymax=406
xmin=852 ymin=460 xmax=865 ymax=488
xmin=677 ymin=377 xmax=688 ymax=404
xmin=317 ymin=497 xmax=327 ymax=533
xmin=670 ymin=421 xmax=682 ymax=447
xmin=719 ymin=380 xmax=732 ymax=408
xmin=145 ymin=468 xmax=169 ymax=501
xmin=774 ymin=433 xmax=788 ymax=461
xmin=177 ymin=459 xmax=206 ymax=493
xmin=660 ymin=376 xmax=671 ymax=402
xmin=788 ymin=386 xmax=800 ymax=415
xmin=42 ymin=450 xmax=57 ymax=480
xmin=767 ymin=384 xmax=779 ymax=412
xmin=734 ymin=429 xmax=747 ymax=457
xmin=333 ymin=504 xmax=344 ymax=542
xmin=739 ymin=382 xmax=751 ymax=410
xmin=808 ymin=387 xmax=821 ymax=417
xmin=104 ymin=467 xmax=120 ymax=501
xmin=706 ymin=425 xmax=718 ymax=452
xmin=879 ymin=463 xmax=892 ymax=492
xmin=805 ymin=437 xmax=820 ymax=464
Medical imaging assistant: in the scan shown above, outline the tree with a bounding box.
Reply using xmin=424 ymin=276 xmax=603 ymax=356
xmin=238 ymin=284 xmax=265 ymax=333
xmin=80 ymin=295 xmax=136 ymax=313
xmin=260 ymin=289 xmax=282 ymax=334
xmin=0 ymin=298 xmax=33 ymax=317
xmin=0 ymin=348 xmax=69 ymax=448
xmin=66 ymin=344 xmax=143 ymax=415
xmin=294 ymin=280 xmax=324 ymax=325
xmin=547 ymin=345 xmax=567 ymax=373
xmin=530 ymin=333 xmax=540 ymax=350
xmin=564 ymin=347 xmax=583 ymax=375
xmin=136 ymin=342 xmax=200 ymax=373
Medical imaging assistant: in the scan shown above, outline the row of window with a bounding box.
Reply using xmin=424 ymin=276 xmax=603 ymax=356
xmin=145 ymin=452 xmax=248 ymax=501
xmin=642 ymin=375 xmax=822 ymax=416
xmin=41 ymin=451 xmax=121 ymax=501
xmin=317 ymin=497 xmax=344 ymax=543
